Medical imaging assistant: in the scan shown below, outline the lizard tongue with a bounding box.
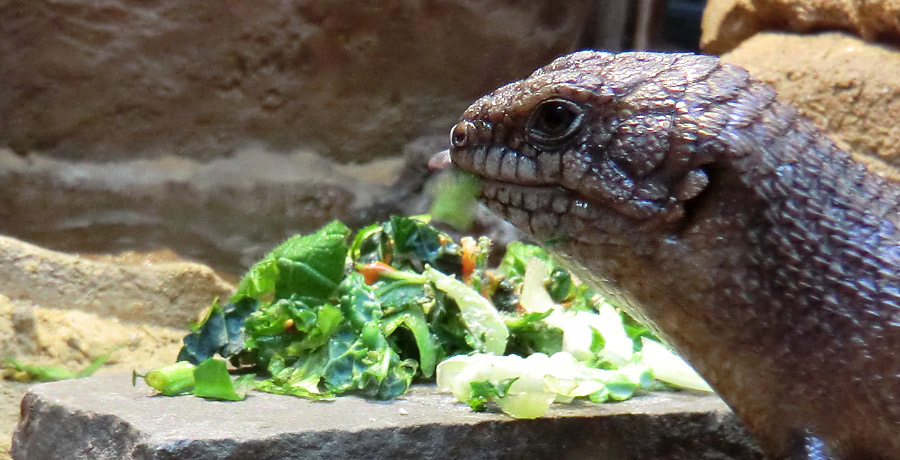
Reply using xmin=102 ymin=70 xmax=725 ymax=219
xmin=427 ymin=149 xmax=452 ymax=171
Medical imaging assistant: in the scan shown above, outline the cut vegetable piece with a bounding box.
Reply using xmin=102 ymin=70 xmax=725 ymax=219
xmin=495 ymin=391 xmax=556 ymax=419
xmin=641 ymin=337 xmax=713 ymax=392
xmin=425 ymin=267 xmax=508 ymax=355
xmin=177 ymin=298 xmax=256 ymax=364
xmin=561 ymin=305 xmax=634 ymax=366
xmin=429 ymin=170 xmax=480 ymax=231
xmin=193 ymin=358 xmax=246 ymax=401
xmin=519 ymin=257 xmax=557 ymax=315
xmin=138 ymin=361 xmax=196 ymax=396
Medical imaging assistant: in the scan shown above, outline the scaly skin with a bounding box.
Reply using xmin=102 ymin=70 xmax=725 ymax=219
xmin=447 ymin=51 xmax=900 ymax=459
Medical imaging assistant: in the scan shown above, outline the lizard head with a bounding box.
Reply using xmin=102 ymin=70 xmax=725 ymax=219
xmin=447 ymin=50 xmax=716 ymax=253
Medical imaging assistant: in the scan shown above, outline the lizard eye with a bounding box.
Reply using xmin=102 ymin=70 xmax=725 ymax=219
xmin=526 ymin=98 xmax=584 ymax=144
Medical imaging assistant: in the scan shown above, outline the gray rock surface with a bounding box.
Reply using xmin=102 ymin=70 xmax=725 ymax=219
xmin=0 ymin=0 xmax=590 ymax=162
xmin=11 ymin=373 xmax=762 ymax=460
xmin=0 ymin=147 xmax=410 ymax=273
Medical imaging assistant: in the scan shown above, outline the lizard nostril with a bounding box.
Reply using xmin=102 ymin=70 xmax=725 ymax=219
xmin=450 ymin=121 xmax=475 ymax=148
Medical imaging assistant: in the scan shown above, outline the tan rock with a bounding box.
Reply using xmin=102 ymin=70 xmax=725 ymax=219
xmin=0 ymin=0 xmax=590 ymax=162
xmin=721 ymin=32 xmax=900 ymax=174
xmin=0 ymin=236 xmax=234 ymax=329
xmin=701 ymin=0 xmax=900 ymax=54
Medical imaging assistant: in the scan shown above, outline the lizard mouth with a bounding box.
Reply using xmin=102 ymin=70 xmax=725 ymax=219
xmin=478 ymin=178 xmax=601 ymax=243
xmin=431 ymin=144 xmax=604 ymax=243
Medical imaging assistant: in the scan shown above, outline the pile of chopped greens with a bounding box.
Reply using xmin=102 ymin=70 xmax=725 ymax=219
xmin=136 ymin=216 xmax=710 ymax=417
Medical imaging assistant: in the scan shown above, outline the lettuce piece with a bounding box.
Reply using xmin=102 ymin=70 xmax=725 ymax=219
xmin=177 ymin=297 xmax=256 ymax=364
xmin=467 ymin=377 xmax=518 ymax=411
xmin=322 ymin=328 xmax=417 ymax=400
xmin=561 ymin=306 xmax=634 ymax=367
xmin=429 ymin=170 xmax=480 ymax=231
xmin=192 ymin=358 xmax=253 ymax=401
xmin=496 ymin=241 xmax=549 ymax=281
xmin=233 ymin=220 xmax=350 ymax=302
xmin=425 ymin=266 xmax=508 ymax=355
xmin=383 ymin=305 xmax=439 ymax=378
xmin=504 ymin=311 xmax=562 ymax=357
xmin=436 ymin=352 xmax=653 ymax=418
xmin=257 ymin=347 xmax=331 ymax=398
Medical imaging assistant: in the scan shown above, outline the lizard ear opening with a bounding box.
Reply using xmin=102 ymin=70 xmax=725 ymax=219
xmin=526 ymin=98 xmax=584 ymax=145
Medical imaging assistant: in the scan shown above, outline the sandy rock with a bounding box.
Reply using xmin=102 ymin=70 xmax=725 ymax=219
xmin=0 ymin=294 xmax=188 ymax=458
xmin=721 ymin=32 xmax=900 ymax=174
xmin=0 ymin=0 xmax=590 ymax=162
xmin=701 ymin=0 xmax=900 ymax=54
xmin=0 ymin=235 xmax=234 ymax=329
xmin=0 ymin=296 xmax=186 ymax=374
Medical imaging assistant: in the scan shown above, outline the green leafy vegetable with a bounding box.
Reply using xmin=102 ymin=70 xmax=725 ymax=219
xmin=429 ymin=170 xmax=480 ymax=231
xmin=152 ymin=216 xmax=710 ymax=417
xmin=135 ymin=359 xmax=255 ymax=400
xmin=193 ymin=358 xmax=250 ymax=401
xmin=177 ymin=298 xmax=256 ymax=364
xmin=424 ymin=266 xmax=508 ymax=355
xmin=467 ymin=377 xmax=518 ymax=411
xmin=7 ymin=347 xmax=120 ymax=382
xmin=233 ymin=221 xmax=350 ymax=302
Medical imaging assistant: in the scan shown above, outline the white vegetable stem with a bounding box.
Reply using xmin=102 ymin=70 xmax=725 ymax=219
xmin=641 ymin=337 xmax=714 ymax=392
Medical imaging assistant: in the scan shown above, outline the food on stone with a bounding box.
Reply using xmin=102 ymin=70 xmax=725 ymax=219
xmin=136 ymin=216 xmax=709 ymax=416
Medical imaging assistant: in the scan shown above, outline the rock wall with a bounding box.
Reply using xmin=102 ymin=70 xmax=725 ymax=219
xmin=0 ymin=1 xmax=591 ymax=271
xmin=0 ymin=0 xmax=591 ymax=162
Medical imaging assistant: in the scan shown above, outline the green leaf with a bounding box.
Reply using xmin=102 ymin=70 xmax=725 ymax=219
xmin=386 ymin=216 xmax=462 ymax=275
xmin=7 ymin=347 xmax=120 ymax=382
xmin=177 ymin=298 xmax=256 ymax=364
xmin=425 ymin=266 xmax=508 ymax=355
xmin=320 ymin=328 xmax=416 ymax=399
xmin=233 ymin=221 xmax=351 ymax=302
xmin=274 ymin=221 xmax=351 ymax=301
xmin=505 ymin=311 xmax=562 ymax=357
xmin=546 ymin=267 xmax=574 ymax=302
xmin=192 ymin=358 xmax=245 ymax=401
xmin=383 ymin=304 xmax=439 ymax=378
xmin=259 ymin=346 xmax=331 ymax=397
xmin=339 ymin=272 xmax=384 ymax=330
xmin=350 ymin=222 xmax=385 ymax=263
xmin=232 ymin=258 xmax=278 ymax=302
xmin=466 ymin=377 xmax=518 ymax=411
xmin=496 ymin=242 xmax=550 ymax=281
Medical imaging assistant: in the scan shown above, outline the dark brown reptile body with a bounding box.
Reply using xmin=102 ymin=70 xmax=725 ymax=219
xmin=447 ymin=51 xmax=900 ymax=459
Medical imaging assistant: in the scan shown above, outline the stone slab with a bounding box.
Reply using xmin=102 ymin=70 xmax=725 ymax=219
xmin=11 ymin=373 xmax=762 ymax=460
